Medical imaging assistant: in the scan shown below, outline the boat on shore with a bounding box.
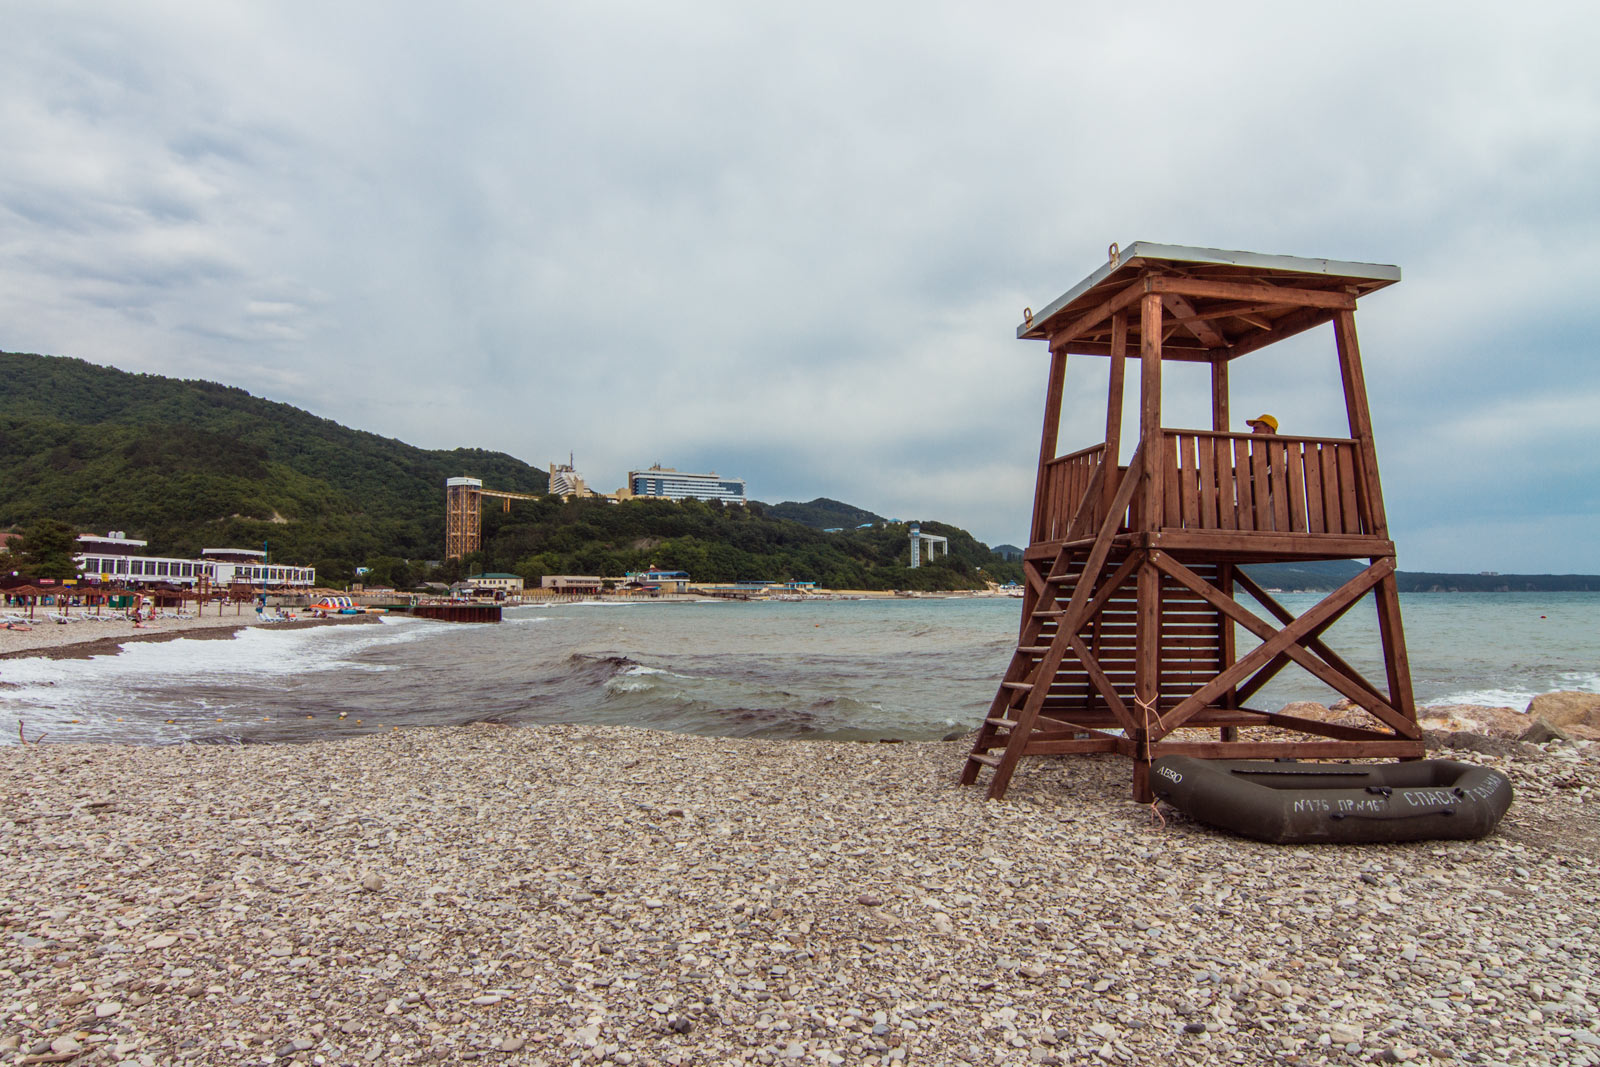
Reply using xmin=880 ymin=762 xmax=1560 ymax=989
xmin=1151 ymin=757 xmax=1514 ymax=844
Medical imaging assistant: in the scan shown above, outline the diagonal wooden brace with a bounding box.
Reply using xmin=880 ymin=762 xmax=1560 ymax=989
xmin=1150 ymin=555 xmax=1398 ymax=735
xmin=1153 ymin=553 xmax=1418 ymax=738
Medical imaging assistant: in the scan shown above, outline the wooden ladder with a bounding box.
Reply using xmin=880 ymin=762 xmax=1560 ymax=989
xmin=963 ymin=455 xmax=1144 ymax=799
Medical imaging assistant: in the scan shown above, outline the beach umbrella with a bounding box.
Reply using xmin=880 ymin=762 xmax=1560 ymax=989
xmin=6 ymin=585 xmax=45 ymax=619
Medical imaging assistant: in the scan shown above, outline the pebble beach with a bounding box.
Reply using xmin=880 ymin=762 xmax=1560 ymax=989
xmin=3 ymin=711 xmax=1598 ymax=1067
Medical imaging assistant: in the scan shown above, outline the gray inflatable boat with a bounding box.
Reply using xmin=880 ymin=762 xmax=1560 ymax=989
xmin=1150 ymin=757 xmax=1513 ymax=844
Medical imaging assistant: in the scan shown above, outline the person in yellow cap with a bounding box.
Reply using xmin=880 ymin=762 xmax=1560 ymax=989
xmin=1247 ymin=413 xmax=1278 ymax=434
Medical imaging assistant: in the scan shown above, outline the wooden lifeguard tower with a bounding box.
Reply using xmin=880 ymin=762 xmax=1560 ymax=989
xmin=962 ymin=243 xmax=1423 ymax=802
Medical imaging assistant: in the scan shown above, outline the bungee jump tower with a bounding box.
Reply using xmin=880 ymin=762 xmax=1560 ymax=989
xmin=962 ymin=243 xmax=1422 ymax=802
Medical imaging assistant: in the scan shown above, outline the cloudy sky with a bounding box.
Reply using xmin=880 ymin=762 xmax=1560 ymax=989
xmin=3 ymin=2 xmax=1596 ymax=570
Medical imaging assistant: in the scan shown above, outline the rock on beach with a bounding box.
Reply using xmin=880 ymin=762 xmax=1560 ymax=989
xmin=1 ymin=721 xmax=1597 ymax=1065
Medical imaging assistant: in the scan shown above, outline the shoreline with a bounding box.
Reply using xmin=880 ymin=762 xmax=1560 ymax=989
xmin=0 ymin=611 xmax=380 ymax=662
xmin=1 ymin=723 xmax=1594 ymax=1065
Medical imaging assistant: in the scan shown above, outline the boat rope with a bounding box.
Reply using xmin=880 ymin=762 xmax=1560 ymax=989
xmin=1135 ymin=693 xmax=1165 ymax=828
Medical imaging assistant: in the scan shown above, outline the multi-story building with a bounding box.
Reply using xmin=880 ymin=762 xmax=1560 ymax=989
xmin=626 ymin=465 xmax=746 ymax=503
xmin=73 ymin=532 xmax=315 ymax=589
xmin=548 ymin=457 xmax=590 ymax=500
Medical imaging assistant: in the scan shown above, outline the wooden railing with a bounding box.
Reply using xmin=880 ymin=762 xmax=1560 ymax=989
xmin=1030 ymin=432 xmax=1376 ymax=545
xmin=1032 ymin=444 xmax=1105 ymax=543
xmin=1160 ymin=430 xmax=1370 ymax=535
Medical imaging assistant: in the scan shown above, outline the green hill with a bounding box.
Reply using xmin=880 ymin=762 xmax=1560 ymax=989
xmin=0 ymin=351 xmax=547 ymax=578
xmin=478 ymin=499 xmax=1015 ymax=591
xmin=766 ymin=497 xmax=886 ymax=530
xmin=0 ymin=352 xmax=1021 ymax=589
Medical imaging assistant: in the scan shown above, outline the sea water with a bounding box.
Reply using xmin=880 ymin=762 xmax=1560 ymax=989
xmin=1 ymin=593 xmax=1595 ymax=746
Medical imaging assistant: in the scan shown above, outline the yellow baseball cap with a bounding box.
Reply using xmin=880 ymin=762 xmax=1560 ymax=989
xmin=1247 ymin=413 xmax=1278 ymax=433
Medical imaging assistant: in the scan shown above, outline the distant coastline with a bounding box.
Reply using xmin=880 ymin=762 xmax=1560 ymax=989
xmin=1245 ymin=560 xmax=1600 ymax=593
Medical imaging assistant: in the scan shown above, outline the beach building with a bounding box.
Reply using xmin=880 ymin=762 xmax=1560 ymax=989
xmin=464 ymin=573 xmax=525 ymax=598
xmin=626 ymin=465 xmax=746 ymax=504
xmin=626 ymin=568 xmax=690 ymax=593
xmin=541 ymin=575 xmax=604 ymax=594
xmin=73 ymin=532 xmax=315 ymax=589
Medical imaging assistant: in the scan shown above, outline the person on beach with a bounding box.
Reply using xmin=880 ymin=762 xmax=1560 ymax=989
xmin=1247 ymin=413 xmax=1278 ymax=434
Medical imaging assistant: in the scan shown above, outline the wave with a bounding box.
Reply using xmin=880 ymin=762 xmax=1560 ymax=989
xmin=1426 ymin=671 xmax=1600 ymax=712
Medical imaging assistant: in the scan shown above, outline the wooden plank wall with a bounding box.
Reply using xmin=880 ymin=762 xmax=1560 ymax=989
xmin=1030 ymin=553 xmax=1226 ymax=716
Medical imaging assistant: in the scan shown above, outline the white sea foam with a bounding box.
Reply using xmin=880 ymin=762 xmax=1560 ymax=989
xmin=0 ymin=621 xmax=437 ymax=743
xmin=1422 ymin=690 xmax=1534 ymax=711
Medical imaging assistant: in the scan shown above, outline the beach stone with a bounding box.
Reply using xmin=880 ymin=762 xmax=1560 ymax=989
xmin=1423 ymin=730 xmax=1529 ymax=757
xmin=360 ymin=872 xmax=384 ymax=893
xmin=1520 ymin=720 xmax=1572 ymax=744
xmin=1328 ymin=1023 xmax=1363 ymax=1045
xmin=1525 ymin=691 xmax=1600 ymax=728
xmin=1417 ymin=704 xmax=1526 ymax=738
xmin=52 ymin=1036 xmax=83 ymax=1055
xmin=1279 ymin=700 xmax=1338 ymax=722
xmin=97 ymin=999 xmax=124 ymax=1017
xmin=857 ymin=892 xmax=884 ymax=906
xmin=0 ymin=715 xmax=1594 ymax=1067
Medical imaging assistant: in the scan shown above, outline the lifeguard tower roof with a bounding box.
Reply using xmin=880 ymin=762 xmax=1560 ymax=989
xmin=1020 ymin=242 xmax=1401 ymax=360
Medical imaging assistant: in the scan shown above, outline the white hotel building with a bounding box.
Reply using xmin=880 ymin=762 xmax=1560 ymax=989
xmin=73 ymin=532 xmax=315 ymax=589
xmin=627 ymin=465 xmax=746 ymax=504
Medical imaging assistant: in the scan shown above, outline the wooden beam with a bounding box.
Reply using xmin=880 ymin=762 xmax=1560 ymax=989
xmin=1047 ymin=278 xmax=1146 ymax=346
xmin=1372 ymin=569 xmax=1418 ymax=720
xmin=1142 ymin=530 xmax=1394 ymax=559
xmin=1148 ymin=739 xmax=1424 ymax=760
xmin=1056 ymin=340 xmax=1215 ymax=362
xmin=1223 ymin=307 xmax=1335 ymax=361
xmin=1149 ymin=276 xmax=1357 ymax=311
xmin=1104 ymin=311 xmax=1128 ymax=518
xmin=1211 ymin=358 xmax=1229 ymax=434
xmin=1333 ymin=309 xmax=1389 ymax=537
xmin=1030 ymin=348 xmax=1068 ymax=544
xmin=1263 ymin=711 xmax=1402 ymax=741
xmin=1162 ymin=291 xmax=1226 ymax=348
xmin=1140 ymin=292 xmax=1164 ymax=532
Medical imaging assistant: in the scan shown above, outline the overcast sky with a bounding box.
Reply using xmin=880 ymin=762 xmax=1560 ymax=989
xmin=3 ymin=2 xmax=1596 ymax=571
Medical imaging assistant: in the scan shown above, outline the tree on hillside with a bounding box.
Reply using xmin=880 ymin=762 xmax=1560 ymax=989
xmin=17 ymin=518 xmax=78 ymax=579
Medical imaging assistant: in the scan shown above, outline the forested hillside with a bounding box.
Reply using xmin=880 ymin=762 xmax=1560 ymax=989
xmin=464 ymin=497 xmax=1014 ymax=591
xmin=766 ymin=497 xmax=886 ymax=529
xmin=0 ymin=351 xmax=547 ymax=577
xmin=1 ymin=352 xmax=1022 ymax=589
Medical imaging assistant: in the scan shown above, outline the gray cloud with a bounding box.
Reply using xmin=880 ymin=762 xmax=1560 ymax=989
xmin=2 ymin=1 xmax=1596 ymax=570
